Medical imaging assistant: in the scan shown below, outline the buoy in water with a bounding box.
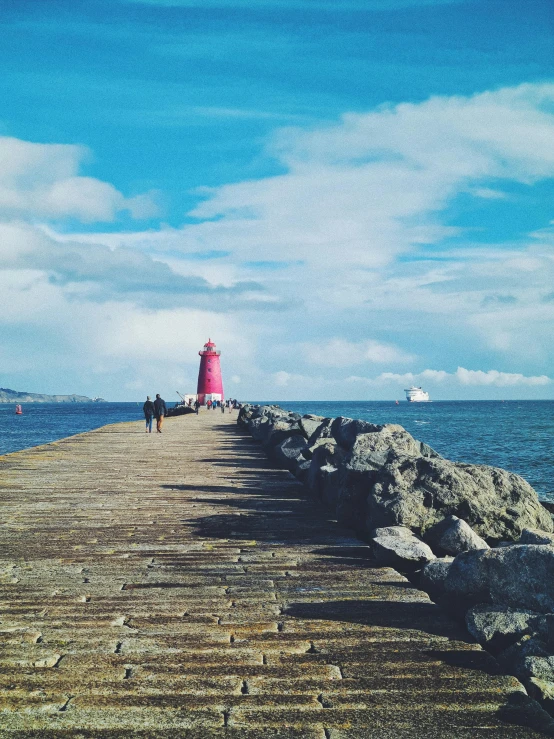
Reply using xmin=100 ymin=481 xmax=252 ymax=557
xmin=15 ymin=404 xmax=22 ymax=415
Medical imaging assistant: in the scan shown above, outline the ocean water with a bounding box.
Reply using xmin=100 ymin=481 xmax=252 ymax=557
xmin=1 ymin=400 xmax=553 ymax=503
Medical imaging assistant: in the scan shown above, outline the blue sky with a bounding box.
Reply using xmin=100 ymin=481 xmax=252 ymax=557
xmin=0 ymin=0 xmax=553 ymax=400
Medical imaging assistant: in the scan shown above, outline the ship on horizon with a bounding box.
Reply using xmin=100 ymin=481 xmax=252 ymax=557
xmin=404 ymin=386 xmax=431 ymax=402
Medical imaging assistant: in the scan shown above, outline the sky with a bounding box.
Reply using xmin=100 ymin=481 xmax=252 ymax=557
xmin=0 ymin=0 xmax=553 ymax=401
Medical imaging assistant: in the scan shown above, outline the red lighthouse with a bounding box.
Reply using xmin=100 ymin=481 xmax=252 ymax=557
xmin=196 ymin=338 xmax=224 ymax=405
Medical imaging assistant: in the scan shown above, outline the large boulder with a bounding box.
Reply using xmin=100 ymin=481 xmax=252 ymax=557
xmin=426 ymin=515 xmax=489 ymax=555
xmin=520 ymin=529 xmax=554 ymax=546
xmin=293 ymin=459 xmax=312 ymax=485
xmin=497 ymin=635 xmax=551 ymax=683
xmin=445 ymin=545 xmax=554 ymax=613
xmin=366 ymin=455 xmax=552 ymax=542
xmin=237 ymin=403 xmax=258 ymax=426
xmin=441 ymin=547 xmax=491 ymax=609
xmin=331 ymin=417 xmax=383 ymax=449
xmin=249 ymin=416 xmax=271 ymax=442
xmin=258 ymin=420 xmax=303 ymax=450
xmin=420 ymin=557 xmax=453 ymax=600
xmin=371 ymin=526 xmax=435 ymax=569
xmin=335 ymin=425 xmax=440 ymax=532
xmin=466 ymin=604 xmax=541 ymax=652
xmin=306 ymin=441 xmax=345 ymax=499
xmin=270 ymin=436 xmax=309 ymax=472
xmin=299 ymin=415 xmax=330 ymax=441
xmin=320 ymin=464 xmax=342 ymax=509
xmin=307 ymin=418 xmax=333 ymax=446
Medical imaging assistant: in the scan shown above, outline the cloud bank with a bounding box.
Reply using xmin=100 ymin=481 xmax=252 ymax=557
xmin=2 ymin=82 xmax=554 ymax=399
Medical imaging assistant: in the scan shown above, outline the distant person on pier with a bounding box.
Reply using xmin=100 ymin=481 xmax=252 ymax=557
xmin=143 ymin=396 xmax=155 ymax=433
xmin=154 ymin=394 xmax=167 ymax=433
xmin=194 ymin=399 xmax=200 ymax=414
xmin=207 ymin=399 xmax=212 ymax=410
xmin=221 ymin=402 xmax=225 ymax=413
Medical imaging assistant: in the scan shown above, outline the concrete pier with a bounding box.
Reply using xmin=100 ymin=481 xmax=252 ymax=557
xmin=0 ymin=411 xmax=551 ymax=737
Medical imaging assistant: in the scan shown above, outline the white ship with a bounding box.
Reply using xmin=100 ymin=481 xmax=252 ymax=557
xmin=404 ymin=386 xmax=430 ymax=402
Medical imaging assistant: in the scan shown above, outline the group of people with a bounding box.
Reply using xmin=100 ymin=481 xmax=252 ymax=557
xmin=205 ymin=398 xmax=237 ymax=412
xmin=143 ymin=395 xmax=241 ymax=430
xmin=142 ymin=394 xmax=167 ymax=433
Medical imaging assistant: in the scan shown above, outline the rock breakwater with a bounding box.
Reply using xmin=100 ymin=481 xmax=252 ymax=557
xmin=238 ymin=403 xmax=554 ymax=716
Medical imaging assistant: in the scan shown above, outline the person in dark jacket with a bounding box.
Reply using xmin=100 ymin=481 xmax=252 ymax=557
xmin=154 ymin=394 xmax=167 ymax=433
xmin=143 ymin=396 xmax=155 ymax=433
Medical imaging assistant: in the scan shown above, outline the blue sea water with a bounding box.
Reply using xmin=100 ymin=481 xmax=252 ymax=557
xmin=1 ymin=400 xmax=553 ymax=502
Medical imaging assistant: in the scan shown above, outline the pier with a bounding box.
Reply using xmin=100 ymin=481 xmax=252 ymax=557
xmin=0 ymin=412 xmax=551 ymax=737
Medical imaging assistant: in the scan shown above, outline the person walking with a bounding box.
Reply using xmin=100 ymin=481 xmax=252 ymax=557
xmin=154 ymin=393 xmax=167 ymax=433
xmin=194 ymin=399 xmax=200 ymax=415
xmin=221 ymin=401 xmax=225 ymax=413
xmin=143 ymin=396 xmax=155 ymax=433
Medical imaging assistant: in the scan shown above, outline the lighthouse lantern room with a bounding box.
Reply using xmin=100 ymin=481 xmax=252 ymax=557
xmin=196 ymin=338 xmax=224 ymax=405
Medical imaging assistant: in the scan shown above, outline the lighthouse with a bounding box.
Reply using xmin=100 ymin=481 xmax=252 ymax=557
xmin=196 ymin=338 xmax=224 ymax=405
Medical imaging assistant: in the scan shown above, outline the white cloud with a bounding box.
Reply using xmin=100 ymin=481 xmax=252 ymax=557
xmin=274 ymin=371 xmax=293 ymax=387
xmin=455 ymin=367 xmax=550 ymax=387
xmin=300 ymin=338 xmax=414 ymax=367
xmin=471 ymin=188 xmax=508 ymax=200
xmin=0 ymin=136 xmax=158 ymax=222
xmin=348 ymin=367 xmax=551 ymax=388
xmin=272 ymin=370 xmax=325 ymax=389
xmin=81 ymin=83 xmax=554 ymax=282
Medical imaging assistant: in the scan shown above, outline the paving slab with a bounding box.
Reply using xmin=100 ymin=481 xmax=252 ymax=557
xmin=0 ymin=410 xmax=552 ymax=737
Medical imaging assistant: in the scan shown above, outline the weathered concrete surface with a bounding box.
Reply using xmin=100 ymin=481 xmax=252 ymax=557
xmin=0 ymin=412 xmax=551 ymax=738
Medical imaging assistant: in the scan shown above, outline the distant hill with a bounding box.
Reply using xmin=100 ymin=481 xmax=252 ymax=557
xmin=0 ymin=388 xmax=104 ymax=403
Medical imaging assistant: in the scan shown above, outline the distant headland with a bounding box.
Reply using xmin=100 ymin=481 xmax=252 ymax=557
xmin=0 ymin=388 xmax=104 ymax=403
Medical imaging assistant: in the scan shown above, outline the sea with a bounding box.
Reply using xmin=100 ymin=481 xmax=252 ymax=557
xmin=1 ymin=400 xmax=553 ymax=503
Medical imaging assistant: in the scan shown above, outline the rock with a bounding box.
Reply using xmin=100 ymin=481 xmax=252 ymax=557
xmin=336 ymin=450 xmax=391 ymax=532
xmin=371 ymin=526 xmax=435 ymax=569
xmin=262 ymin=421 xmax=303 ymax=450
xmin=320 ymin=464 xmax=341 ymax=509
xmin=527 ymin=677 xmax=554 ymax=713
xmin=520 ymin=528 xmax=554 ymax=546
xmin=445 ymin=545 xmax=554 ymax=613
xmin=497 ymin=635 xmax=550 ymax=683
xmin=305 ymin=435 xmax=335 ymax=459
xmin=465 ymin=605 xmax=541 ymax=652
xmin=442 ymin=548 xmax=491 ymax=609
xmin=335 ymin=424 xmax=440 ymax=532
xmin=307 ymin=418 xmax=333 ymax=446
xmin=299 ymin=415 xmax=329 ymax=441
xmin=331 ymin=417 xmax=383 ymax=449
xmin=353 ymin=424 xmax=441 ymax=460
xmin=420 ymin=557 xmax=453 ymax=599
xmin=248 ymin=416 xmax=271 ymax=441
xmin=367 ymin=454 xmax=552 ymax=542
xmin=237 ymin=404 xmax=256 ymax=426
xmin=525 ymin=656 xmax=554 ymax=683
xmin=270 ymin=436 xmax=308 ymax=472
xmin=306 ymin=442 xmax=345 ymax=499
xmin=293 ymin=459 xmax=312 ymax=485
xmin=487 ymin=546 xmax=554 ymax=614
xmin=536 ymin=614 xmax=554 ymax=651
xmin=426 ymin=515 xmax=489 ymax=555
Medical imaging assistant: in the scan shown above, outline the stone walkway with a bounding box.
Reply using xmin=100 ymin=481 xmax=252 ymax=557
xmin=0 ymin=411 xmax=552 ymax=738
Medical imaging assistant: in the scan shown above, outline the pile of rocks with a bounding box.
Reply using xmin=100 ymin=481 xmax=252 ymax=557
xmin=238 ymin=403 xmax=554 ymax=713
